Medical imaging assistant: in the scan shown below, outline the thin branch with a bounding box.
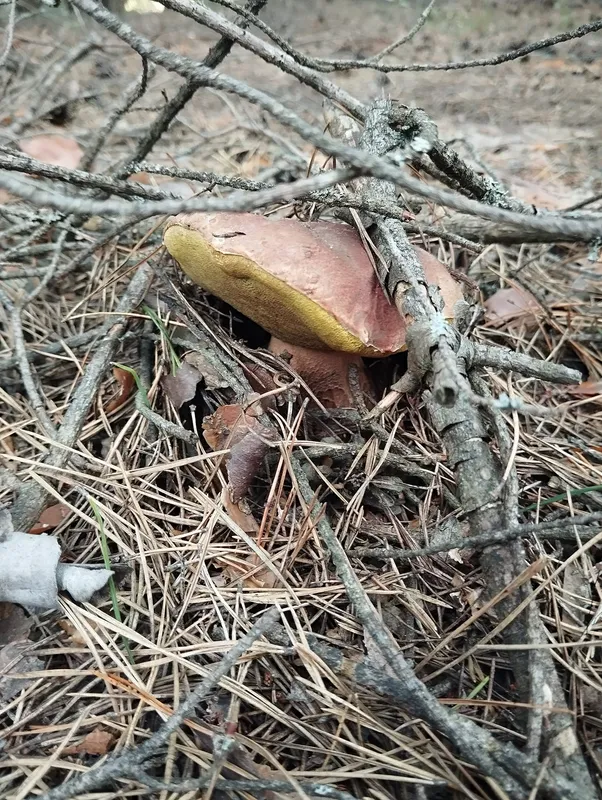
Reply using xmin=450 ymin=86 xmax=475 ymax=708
xmin=0 ymin=150 xmax=169 ymax=200
xmin=8 ymin=38 xmax=98 ymax=137
xmin=372 ymin=0 xmax=437 ymax=59
xmin=135 ymin=774 xmax=359 ymax=800
xmin=350 ymin=511 xmax=602 ymax=561
xmin=290 ymin=458 xmax=575 ymax=800
xmin=10 ymin=263 xmax=154 ymax=532
xmin=118 ymin=0 xmax=270 ymax=170
xmin=155 ymin=0 xmax=365 ymax=117
xmin=126 ymin=161 xmax=272 ymax=192
xmin=0 ymin=0 xmax=16 ymax=69
xmin=0 ymin=165 xmax=357 ymax=218
xmin=210 ymin=8 xmax=602 ymax=74
xmin=79 ymin=57 xmax=151 ymax=172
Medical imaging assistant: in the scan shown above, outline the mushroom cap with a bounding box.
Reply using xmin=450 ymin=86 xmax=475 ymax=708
xmin=164 ymin=212 xmax=463 ymax=357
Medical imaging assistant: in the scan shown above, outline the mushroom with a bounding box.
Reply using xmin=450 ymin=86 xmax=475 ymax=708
xmin=163 ymin=212 xmax=463 ymax=407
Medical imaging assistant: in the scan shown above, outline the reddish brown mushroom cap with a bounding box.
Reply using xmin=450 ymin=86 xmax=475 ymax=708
xmin=164 ymin=212 xmax=463 ymax=356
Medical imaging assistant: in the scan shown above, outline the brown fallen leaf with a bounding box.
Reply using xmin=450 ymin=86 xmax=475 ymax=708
xmin=219 ymin=551 xmax=279 ymax=589
xmin=242 ymin=363 xmax=278 ymax=402
xmin=19 ymin=134 xmax=83 ymax=169
xmin=64 ymin=727 xmax=115 ymax=756
xmin=0 ymin=640 xmax=44 ymax=702
xmin=57 ymin=619 xmax=87 ymax=646
xmin=203 ymin=403 xmax=254 ymax=450
xmin=163 ymin=351 xmax=230 ymax=410
xmin=566 ymin=380 xmax=602 ymax=398
xmin=228 ymin=428 xmax=274 ymax=503
xmin=105 ymin=366 xmax=135 ymax=414
xmin=221 ymin=493 xmax=279 ymax=588
xmin=0 ymin=602 xmax=32 ymax=646
xmin=223 ymin=493 xmax=259 ymax=534
xmin=163 ymin=362 xmax=202 ymax=409
xmin=29 ymin=502 xmax=70 ymax=535
xmin=203 ymin=401 xmax=277 ymax=501
xmin=484 ymin=286 xmax=540 ymax=328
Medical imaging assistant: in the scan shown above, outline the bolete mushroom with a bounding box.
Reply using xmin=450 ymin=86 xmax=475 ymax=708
xmin=163 ymin=212 xmax=463 ymax=407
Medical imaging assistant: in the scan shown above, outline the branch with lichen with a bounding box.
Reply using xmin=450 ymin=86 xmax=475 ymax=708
xmin=333 ymin=98 xmax=595 ymax=796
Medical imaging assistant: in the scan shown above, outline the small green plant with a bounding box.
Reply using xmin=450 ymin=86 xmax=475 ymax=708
xmin=452 ymin=676 xmax=490 ymax=711
xmin=143 ymin=304 xmax=181 ymax=376
xmin=89 ymin=497 xmax=133 ymax=663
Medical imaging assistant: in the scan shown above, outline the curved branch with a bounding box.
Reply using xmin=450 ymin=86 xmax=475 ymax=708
xmin=204 ymin=3 xmax=602 ymax=75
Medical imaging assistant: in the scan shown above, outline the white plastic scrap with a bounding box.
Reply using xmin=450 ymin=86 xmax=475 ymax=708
xmin=0 ymin=508 xmax=113 ymax=612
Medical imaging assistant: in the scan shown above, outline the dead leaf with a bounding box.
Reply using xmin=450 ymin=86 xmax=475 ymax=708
xmin=223 ymin=493 xmax=259 ymax=534
xmin=203 ymin=403 xmax=252 ymax=450
xmin=220 ymin=495 xmax=279 ymax=587
xmin=203 ymin=401 xmax=277 ymax=501
xmin=64 ymin=727 xmax=115 ymax=756
xmin=19 ymin=135 xmax=83 ymax=169
xmin=219 ymin=552 xmax=279 ymax=589
xmin=484 ymin=286 xmax=541 ymax=327
xmin=185 ymin=351 xmax=230 ymax=390
xmin=243 ymin=363 xmax=278 ymax=402
xmin=0 ymin=640 xmax=44 ymax=702
xmin=163 ymin=352 xmax=230 ymax=411
xmin=566 ymin=380 xmax=602 ymax=398
xmin=163 ymin=362 xmax=202 ymax=409
xmin=0 ymin=602 xmax=31 ymax=646
xmin=228 ymin=428 xmax=274 ymax=502
xmin=105 ymin=366 xmax=135 ymax=414
xmin=57 ymin=619 xmax=87 ymax=646
xmin=29 ymin=502 xmax=70 ymax=535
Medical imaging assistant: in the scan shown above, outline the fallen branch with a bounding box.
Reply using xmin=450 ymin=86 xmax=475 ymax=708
xmin=350 ymin=511 xmax=602 ymax=561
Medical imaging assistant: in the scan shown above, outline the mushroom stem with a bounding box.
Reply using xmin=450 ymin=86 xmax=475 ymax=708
xmin=268 ymin=336 xmax=372 ymax=409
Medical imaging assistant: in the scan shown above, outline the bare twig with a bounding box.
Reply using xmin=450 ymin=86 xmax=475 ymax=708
xmin=118 ymin=0 xmax=270 ymax=170
xmin=8 ymin=38 xmax=97 ymax=137
xmin=79 ymin=57 xmax=151 ymax=172
xmin=0 ymin=0 xmax=16 ymax=69
xmin=1 ymin=10 xmax=599 ymax=244
xmin=209 ymin=10 xmax=602 ymax=74
xmin=350 ymin=511 xmax=602 ymax=561
xmin=0 ymin=149 xmax=172 ymax=200
xmin=290 ymin=459 xmax=577 ymax=800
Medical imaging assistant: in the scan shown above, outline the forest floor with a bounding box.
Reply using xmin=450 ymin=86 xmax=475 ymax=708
xmin=1 ymin=1 xmax=602 ymax=799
